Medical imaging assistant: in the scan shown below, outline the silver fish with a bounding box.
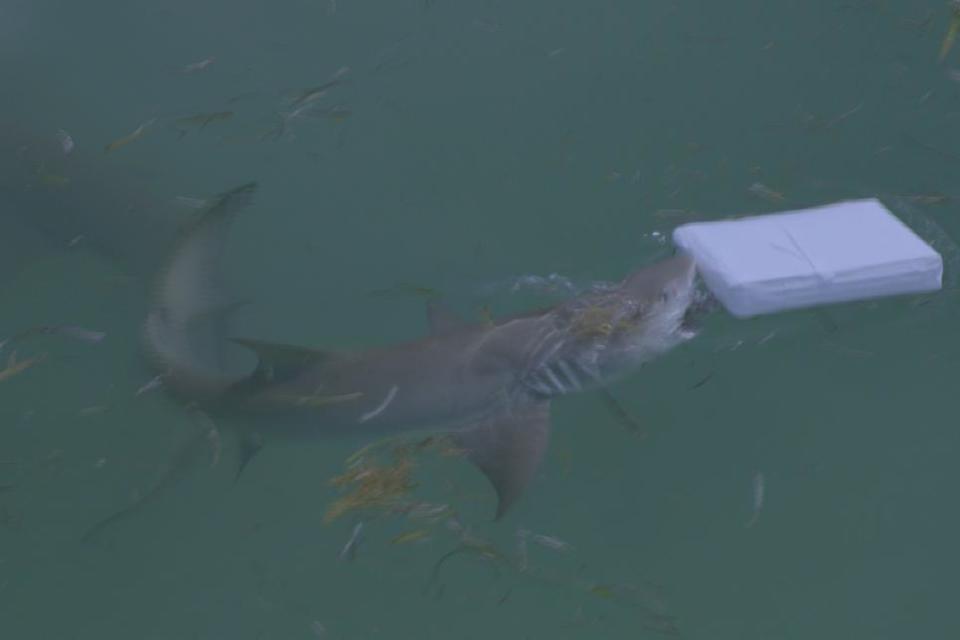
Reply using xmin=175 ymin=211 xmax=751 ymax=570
xmin=339 ymin=522 xmax=364 ymax=561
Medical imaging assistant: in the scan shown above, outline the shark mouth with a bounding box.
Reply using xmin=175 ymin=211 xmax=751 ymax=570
xmin=680 ymin=286 xmax=719 ymax=334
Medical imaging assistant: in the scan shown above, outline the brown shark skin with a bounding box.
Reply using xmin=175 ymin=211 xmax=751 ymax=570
xmin=0 ymin=123 xmax=701 ymax=518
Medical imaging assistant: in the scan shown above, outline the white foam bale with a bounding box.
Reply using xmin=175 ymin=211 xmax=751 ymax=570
xmin=672 ymin=198 xmax=943 ymax=318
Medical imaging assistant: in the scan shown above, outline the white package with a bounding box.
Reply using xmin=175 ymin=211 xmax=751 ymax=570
xmin=672 ymin=199 xmax=943 ymax=318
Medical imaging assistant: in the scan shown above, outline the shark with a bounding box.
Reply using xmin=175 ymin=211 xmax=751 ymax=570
xmin=142 ymin=183 xmax=705 ymax=518
xmin=0 ymin=124 xmax=706 ymax=518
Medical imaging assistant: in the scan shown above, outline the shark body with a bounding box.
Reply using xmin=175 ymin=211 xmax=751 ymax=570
xmin=143 ymin=184 xmax=703 ymax=516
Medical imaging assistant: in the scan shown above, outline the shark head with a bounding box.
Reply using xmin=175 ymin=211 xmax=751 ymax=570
xmin=519 ymin=254 xmax=701 ymax=397
xmin=607 ymin=252 xmax=700 ymax=358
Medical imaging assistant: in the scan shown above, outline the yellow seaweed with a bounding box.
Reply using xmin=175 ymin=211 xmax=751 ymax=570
xmin=35 ymin=162 xmax=70 ymax=189
xmin=326 ymin=434 xmax=465 ymax=523
xmin=390 ymin=529 xmax=432 ymax=545
xmin=0 ymin=352 xmax=44 ymax=383
xmin=175 ymin=111 xmax=234 ymax=131
xmin=104 ymin=119 xmax=156 ymax=153
xmin=324 ymin=455 xmax=416 ymax=523
xmin=940 ymin=2 xmax=960 ymax=61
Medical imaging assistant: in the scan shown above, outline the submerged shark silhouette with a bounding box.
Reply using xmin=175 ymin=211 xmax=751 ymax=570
xmin=143 ymin=183 xmax=703 ymax=517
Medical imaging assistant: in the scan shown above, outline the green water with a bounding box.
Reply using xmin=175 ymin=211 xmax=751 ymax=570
xmin=3 ymin=0 xmax=960 ymax=637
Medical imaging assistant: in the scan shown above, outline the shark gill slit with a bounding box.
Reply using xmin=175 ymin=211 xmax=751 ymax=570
xmin=542 ymin=364 xmax=568 ymax=395
xmin=555 ymin=359 xmax=583 ymax=391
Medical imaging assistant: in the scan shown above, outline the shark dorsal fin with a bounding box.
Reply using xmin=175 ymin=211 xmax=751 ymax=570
xmin=453 ymin=401 xmax=551 ymax=520
xmin=231 ymin=338 xmax=342 ymax=383
xmin=426 ymin=301 xmax=472 ymax=336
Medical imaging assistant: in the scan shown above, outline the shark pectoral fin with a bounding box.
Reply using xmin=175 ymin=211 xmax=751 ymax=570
xmin=426 ymin=301 xmax=473 ymax=336
xmin=231 ymin=338 xmax=345 ymax=383
xmin=454 ymin=401 xmax=551 ymax=520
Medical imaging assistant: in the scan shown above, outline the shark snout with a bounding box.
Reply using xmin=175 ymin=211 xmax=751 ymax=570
xmin=656 ymin=253 xmax=698 ymax=306
xmin=667 ymin=253 xmax=697 ymax=288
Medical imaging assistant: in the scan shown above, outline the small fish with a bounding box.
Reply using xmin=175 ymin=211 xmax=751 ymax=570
xmin=35 ymin=163 xmax=70 ymax=189
xmin=478 ymin=305 xmax=494 ymax=327
xmin=287 ymin=67 xmax=351 ymax=109
xmin=182 ymin=57 xmax=215 ymax=74
xmin=80 ymin=432 xmax=213 ymax=543
xmin=175 ymin=111 xmax=234 ymax=128
xmin=318 ymin=105 xmax=352 ymax=122
xmin=289 ymin=391 xmax=363 ymax=407
xmin=172 ymin=196 xmax=213 ymax=210
xmin=263 ymin=98 xmax=350 ymax=141
xmin=310 ymin=621 xmax=328 ymax=639
xmin=135 ymin=375 xmax=164 ymax=396
xmin=589 ymin=584 xmax=616 ymax=599
xmin=55 ymin=325 xmax=106 ymax=343
xmin=904 ymin=193 xmax=950 ymax=205
xmin=404 ymin=502 xmax=453 ymax=522
xmin=902 ymin=10 xmax=935 ymax=33
xmin=689 ymin=372 xmax=714 ymax=390
xmin=444 ymin=515 xmax=466 ymax=536
xmin=747 ymin=181 xmax=786 ymax=203
xmin=825 ymin=102 xmax=863 ymax=128
xmin=285 ymin=102 xmax=352 ymax=125
xmin=339 ymin=521 xmax=364 ymax=561
xmin=940 ymin=2 xmax=960 ymax=62
xmin=194 ymin=412 xmax=222 ymax=468
xmin=174 ymin=111 xmax=234 ymax=137
xmin=472 ymin=19 xmax=500 ymax=33
xmin=390 ymin=529 xmax=432 ymax=545
xmin=226 ymin=90 xmax=263 ymax=105
xmin=1 ymin=324 xmax=104 ymax=347
xmin=104 ymin=119 xmax=156 ymax=153
xmin=208 ymin=429 xmax=221 ymax=467
xmin=745 ymin=471 xmax=765 ymax=528
xmin=57 ymin=129 xmax=75 ymax=155
xmin=516 ymin=528 xmax=529 ymax=571
xmin=526 ymin=530 xmax=574 ymax=553
xmin=424 ymin=536 xmax=509 ymax=597
xmin=598 ymin=389 xmax=646 ymax=437
xmin=0 ymin=352 xmax=44 ymax=383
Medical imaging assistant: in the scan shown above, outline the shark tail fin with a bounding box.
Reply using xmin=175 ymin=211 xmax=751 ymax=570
xmin=142 ymin=182 xmax=258 ymax=401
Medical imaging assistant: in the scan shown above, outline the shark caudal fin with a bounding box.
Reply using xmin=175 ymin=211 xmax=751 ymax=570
xmin=142 ymin=182 xmax=257 ymax=401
